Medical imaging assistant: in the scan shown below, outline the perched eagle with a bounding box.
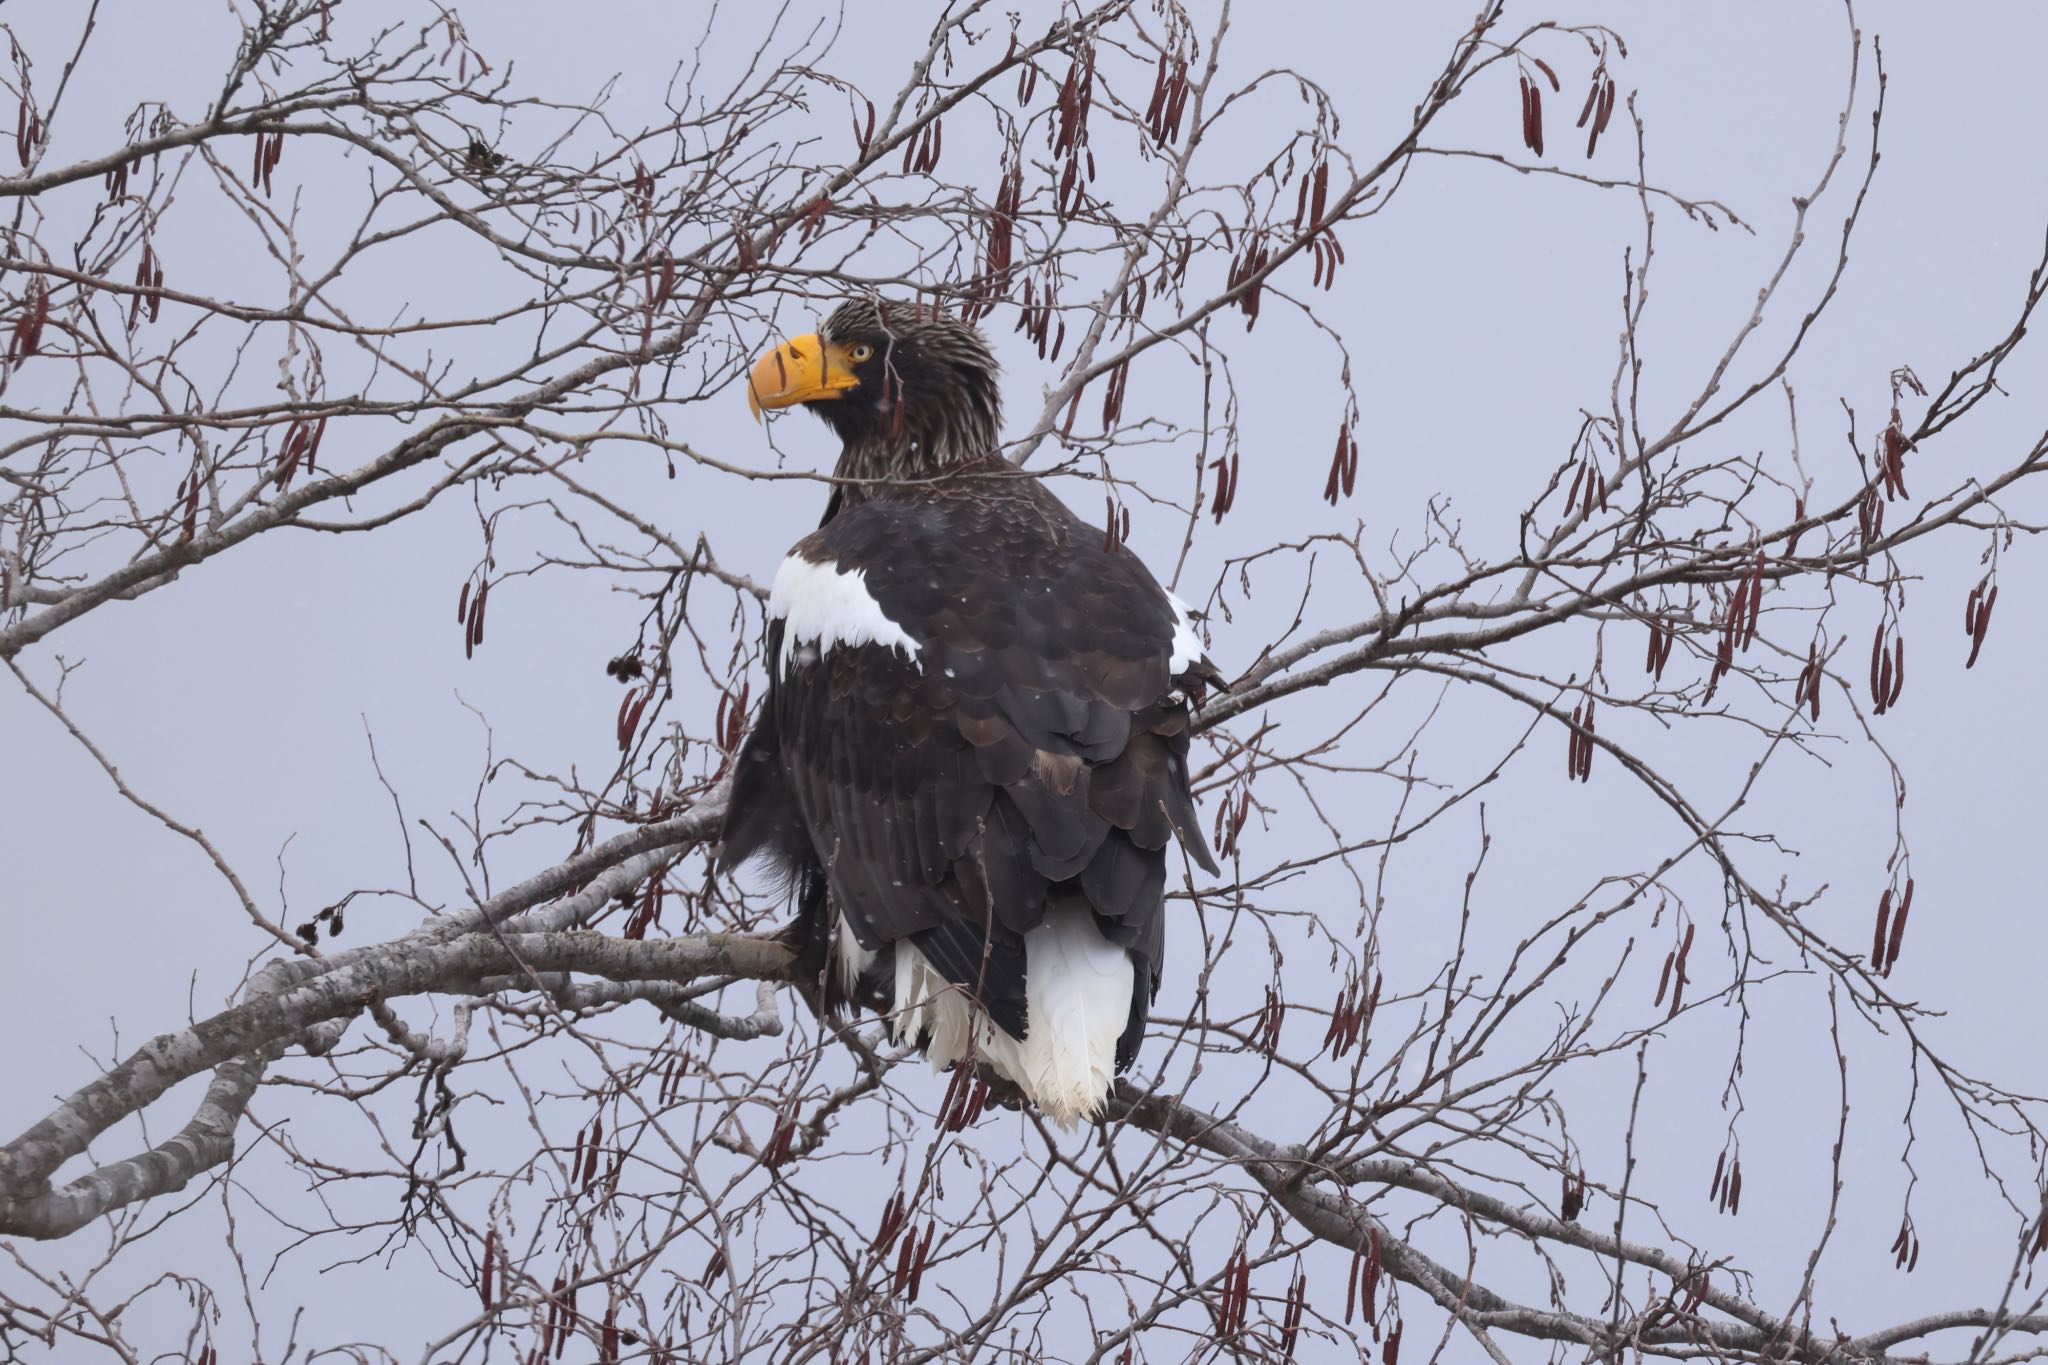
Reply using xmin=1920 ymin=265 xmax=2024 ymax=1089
xmin=720 ymin=298 xmax=1221 ymax=1124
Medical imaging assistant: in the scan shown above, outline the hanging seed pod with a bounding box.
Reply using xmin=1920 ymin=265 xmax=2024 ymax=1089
xmin=1884 ymin=879 xmax=1915 ymax=975
xmin=1968 ymin=584 xmax=1997 ymax=668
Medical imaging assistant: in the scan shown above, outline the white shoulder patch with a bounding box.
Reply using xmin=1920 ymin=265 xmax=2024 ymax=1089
xmin=1167 ymin=592 xmax=1205 ymax=676
xmin=769 ymin=553 xmax=922 ymax=677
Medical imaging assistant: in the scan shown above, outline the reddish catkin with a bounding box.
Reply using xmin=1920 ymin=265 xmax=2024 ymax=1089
xmin=1211 ymin=455 xmax=1234 ymax=522
xmin=1666 ymin=923 xmax=1695 ymax=1020
xmin=852 ymin=99 xmax=875 ymax=157
xmin=873 ymin=1189 xmax=906 ymax=1254
xmin=1885 ymin=878 xmax=1915 ymax=974
xmin=906 ymin=1221 xmax=936 ymax=1302
xmin=472 ymin=578 xmax=490 ymax=647
xmin=583 ymin=1114 xmax=604 ymax=1186
xmin=937 ymin=1064 xmax=973 ymax=1132
xmin=1872 ymin=887 xmax=1893 ymax=971
xmin=892 ymin=1227 xmax=916 ymax=1294
xmin=1666 ymin=926 xmax=1692 ymax=1020
xmin=1517 ymin=77 xmax=1540 ymax=156
xmin=614 ymin=689 xmax=637 ymax=749
xmin=1231 ymin=1248 xmax=1253 ymax=1334
xmin=1968 ymin=584 xmax=1998 ymax=668
xmin=621 ymin=690 xmax=652 ymax=752
xmin=1324 ymin=422 xmax=1358 ymax=503
xmin=1363 ymin=1228 xmax=1382 ymax=1322
xmin=1146 ymin=51 xmax=1170 ymax=138
xmin=1279 ymin=1267 xmax=1306 ymax=1360
xmin=1563 ymin=459 xmax=1587 ymax=516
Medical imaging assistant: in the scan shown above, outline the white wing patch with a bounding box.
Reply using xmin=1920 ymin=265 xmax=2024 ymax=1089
xmin=1167 ymin=592 xmax=1205 ymax=676
xmin=887 ymin=905 xmax=1133 ymax=1127
xmin=769 ymin=553 xmax=922 ymax=678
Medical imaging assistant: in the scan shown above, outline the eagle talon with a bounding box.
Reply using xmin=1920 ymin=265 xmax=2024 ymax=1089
xmin=972 ymin=1069 xmax=1029 ymax=1115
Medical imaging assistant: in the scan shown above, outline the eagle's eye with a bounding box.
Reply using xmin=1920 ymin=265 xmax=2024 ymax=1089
xmin=850 ymin=342 xmax=875 ymax=362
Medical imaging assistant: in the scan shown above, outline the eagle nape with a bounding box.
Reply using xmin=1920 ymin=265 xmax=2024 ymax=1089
xmin=720 ymin=297 xmax=1221 ymax=1127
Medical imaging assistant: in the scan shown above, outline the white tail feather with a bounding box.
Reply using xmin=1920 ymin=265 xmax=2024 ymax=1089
xmin=887 ymin=905 xmax=1134 ymax=1126
xmin=831 ymin=914 xmax=877 ymax=998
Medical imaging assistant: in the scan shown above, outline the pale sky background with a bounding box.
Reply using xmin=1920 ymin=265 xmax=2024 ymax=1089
xmin=5 ymin=3 xmax=2048 ymax=1361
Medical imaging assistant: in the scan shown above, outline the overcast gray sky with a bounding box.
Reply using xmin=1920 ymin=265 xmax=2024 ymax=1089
xmin=6 ymin=2 xmax=2048 ymax=1360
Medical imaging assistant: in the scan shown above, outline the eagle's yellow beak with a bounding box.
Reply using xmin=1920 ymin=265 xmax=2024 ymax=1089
xmin=746 ymin=332 xmax=861 ymax=421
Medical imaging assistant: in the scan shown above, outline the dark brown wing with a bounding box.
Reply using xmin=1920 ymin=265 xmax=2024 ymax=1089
xmin=723 ymin=472 xmax=1217 ymax=1061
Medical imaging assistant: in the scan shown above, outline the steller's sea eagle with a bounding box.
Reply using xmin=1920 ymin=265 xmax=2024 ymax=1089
xmin=719 ymin=297 xmax=1221 ymax=1124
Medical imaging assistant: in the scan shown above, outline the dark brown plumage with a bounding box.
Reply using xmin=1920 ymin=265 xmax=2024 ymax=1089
xmin=721 ymin=298 xmax=1220 ymax=1122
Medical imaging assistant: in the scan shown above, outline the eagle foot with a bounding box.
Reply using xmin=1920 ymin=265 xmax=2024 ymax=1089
xmin=970 ymin=1067 xmax=1030 ymax=1115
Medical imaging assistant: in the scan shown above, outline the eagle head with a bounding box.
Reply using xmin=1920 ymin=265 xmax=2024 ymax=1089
xmin=747 ymin=298 xmax=1002 ymax=467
